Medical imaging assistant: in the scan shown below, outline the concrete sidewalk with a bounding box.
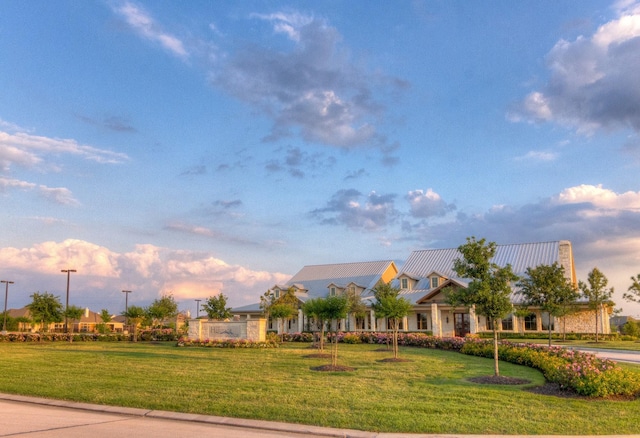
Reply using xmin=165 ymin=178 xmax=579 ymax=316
xmin=0 ymin=393 xmax=632 ymax=438
xmin=572 ymin=347 xmax=640 ymax=364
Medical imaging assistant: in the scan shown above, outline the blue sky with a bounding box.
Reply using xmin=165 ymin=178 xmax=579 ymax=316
xmin=1 ymin=0 xmax=640 ymax=317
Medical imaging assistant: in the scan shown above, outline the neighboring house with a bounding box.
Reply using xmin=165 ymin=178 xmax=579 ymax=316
xmin=233 ymin=240 xmax=611 ymax=337
xmin=232 ymin=260 xmax=398 ymax=332
xmin=6 ymin=307 xmax=123 ymax=333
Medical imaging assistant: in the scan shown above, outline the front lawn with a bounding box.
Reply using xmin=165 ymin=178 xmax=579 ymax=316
xmin=1 ymin=342 xmax=639 ymax=434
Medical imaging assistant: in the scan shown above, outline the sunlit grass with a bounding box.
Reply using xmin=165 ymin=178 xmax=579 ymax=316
xmin=1 ymin=342 xmax=639 ymax=434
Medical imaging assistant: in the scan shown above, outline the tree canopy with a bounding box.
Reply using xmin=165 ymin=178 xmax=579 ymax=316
xmin=27 ymin=292 xmax=63 ymax=333
xmin=201 ymin=294 xmax=233 ymax=320
xmin=447 ymin=237 xmax=518 ymax=376
xmin=579 ymin=267 xmax=614 ymax=343
xmin=623 ymin=273 xmax=640 ymax=304
xmin=517 ymin=262 xmax=579 ymax=345
xmin=146 ymin=293 xmax=178 ymax=327
xmin=372 ymin=282 xmax=412 ymax=359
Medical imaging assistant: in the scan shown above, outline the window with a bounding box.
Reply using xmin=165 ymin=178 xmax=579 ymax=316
xmin=329 ymin=287 xmax=336 ymax=296
xmin=355 ymin=317 xmax=370 ymax=330
xmin=417 ymin=313 xmax=429 ymax=330
xmin=386 ymin=318 xmax=404 ymax=330
xmin=524 ymin=314 xmax=537 ymax=331
xmin=268 ymin=317 xmax=275 ymax=330
xmin=401 ymin=278 xmax=408 ymax=289
xmin=431 ymin=277 xmax=439 ymax=288
xmin=501 ymin=315 xmax=514 ymax=331
xmin=486 ymin=317 xmax=494 ymax=330
xmin=541 ymin=313 xmax=554 ymax=331
xmin=274 ymin=289 xmax=280 ymax=299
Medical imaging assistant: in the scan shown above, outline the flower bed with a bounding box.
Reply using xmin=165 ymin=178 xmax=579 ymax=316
xmin=176 ymin=337 xmax=278 ymax=348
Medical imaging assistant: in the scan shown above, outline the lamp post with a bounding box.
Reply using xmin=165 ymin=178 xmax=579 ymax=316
xmin=61 ymin=269 xmax=76 ymax=334
xmin=195 ymin=299 xmax=201 ymax=318
xmin=1 ymin=280 xmax=14 ymax=334
xmin=122 ymin=290 xmax=131 ymax=325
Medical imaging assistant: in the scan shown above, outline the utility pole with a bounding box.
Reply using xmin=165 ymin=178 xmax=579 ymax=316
xmin=61 ymin=269 xmax=76 ymax=334
xmin=1 ymin=280 xmax=14 ymax=334
xmin=122 ymin=290 xmax=132 ymax=325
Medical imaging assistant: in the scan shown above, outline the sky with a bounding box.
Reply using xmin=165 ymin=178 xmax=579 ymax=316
xmin=1 ymin=0 xmax=640 ymax=318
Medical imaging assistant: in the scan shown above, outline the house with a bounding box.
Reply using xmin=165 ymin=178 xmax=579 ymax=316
xmin=232 ymin=260 xmax=398 ymax=331
xmin=232 ymin=240 xmax=611 ymax=337
xmin=5 ymin=307 xmax=123 ymax=333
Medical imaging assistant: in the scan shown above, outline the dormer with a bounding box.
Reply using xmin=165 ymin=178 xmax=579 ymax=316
xmin=327 ymin=282 xmax=343 ymax=296
xmin=425 ymin=271 xmax=448 ymax=289
xmin=397 ymin=273 xmax=419 ymax=291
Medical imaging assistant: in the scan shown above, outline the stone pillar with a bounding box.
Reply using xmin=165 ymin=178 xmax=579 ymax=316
xmin=469 ymin=306 xmax=477 ymax=334
xmin=298 ymin=309 xmax=304 ymax=332
xmin=431 ymin=303 xmax=441 ymax=337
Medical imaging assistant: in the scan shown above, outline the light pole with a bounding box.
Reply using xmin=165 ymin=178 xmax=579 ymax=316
xmin=1 ymin=280 xmax=14 ymax=334
xmin=195 ymin=299 xmax=201 ymax=318
xmin=122 ymin=290 xmax=131 ymax=325
xmin=61 ymin=269 xmax=76 ymax=334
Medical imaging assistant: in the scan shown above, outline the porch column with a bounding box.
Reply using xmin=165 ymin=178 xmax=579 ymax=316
xmin=402 ymin=316 xmax=408 ymax=331
xmin=370 ymin=310 xmax=376 ymax=331
xmin=431 ymin=303 xmax=441 ymax=337
xmin=469 ymin=306 xmax=478 ymax=334
xmin=298 ymin=309 xmax=303 ymax=332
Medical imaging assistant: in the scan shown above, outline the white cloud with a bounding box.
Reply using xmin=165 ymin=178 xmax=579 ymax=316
xmin=406 ymin=189 xmax=456 ymax=218
xmin=512 ymin=2 xmax=640 ymax=134
xmin=555 ymin=183 xmax=640 ymax=210
xmin=515 ymin=150 xmax=558 ymax=162
xmin=0 ymin=239 xmax=290 ymax=310
xmin=0 ymin=177 xmax=79 ymax=205
xmin=113 ymin=1 xmax=188 ymax=59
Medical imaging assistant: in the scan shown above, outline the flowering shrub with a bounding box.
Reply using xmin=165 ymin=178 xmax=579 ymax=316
xmin=342 ymin=333 xmax=362 ymax=344
xmin=282 ymin=332 xmax=314 ymax=342
xmin=137 ymin=328 xmax=177 ymax=342
xmin=176 ymin=337 xmax=278 ymax=348
xmin=0 ymin=332 xmax=129 ymax=342
xmin=461 ymin=340 xmax=640 ymax=397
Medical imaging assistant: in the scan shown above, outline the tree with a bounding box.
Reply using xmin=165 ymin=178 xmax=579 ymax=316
xmin=623 ymin=273 xmax=640 ymax=304
xmin=146 ymin=293 xmax=178 ymax=328
xmin=371 ymin=283 xmax=412 ymax=360
xmin=27 ymin=292 xmax=63 ymax=334
xmin=64 ymin=305 xmax=84 ymax=341
xmin=201 ymin=294 xmax=232 ymax=320
xmin=121 ymin=305 xmax=146 ymax=342
xmin=517 ymin=263 xmax=580 ymax=346
xmin=345 ymin=287 xmax=367 ymax=332
xmin=261 ymin=287 xmax=298 ymax=341
xmin=447 ymin=237 xmax=518 ymax=377
xmin=302 ymin=298 xmax=329 ymax=352
xmin=97 ymin=309 xmax=112 ymax=334
xmin=579 ymin=267 xmax=614 ymax=343
xmin=323 ymin=295 xmax=349 ymax=367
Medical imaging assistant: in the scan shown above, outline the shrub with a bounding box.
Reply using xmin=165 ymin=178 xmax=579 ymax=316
xmin=176 ymin=337 xmax=278 ymax=348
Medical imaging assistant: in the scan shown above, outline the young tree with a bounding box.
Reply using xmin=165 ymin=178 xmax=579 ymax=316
xmin=345 ymin=288 xmax=368 ymax=331
xmin=517 ymin=263 xmax=580 ymax=346
xmin=579 ymin=267 xmax=615 ymax=343
xmin=371 ymin=283 xmax=412 ymax=360
xmin=201 ymin=294 xmax=232 ymax=320
xmin=64 ymin=305 xmax=84 ymax=341
xmin=147 ymin=293 xmax=178 ymax=328
xmin=261 ymin=288 xmax=299 ymax=341
xmin=27 ymin=292 xmax=63 ymax=334
xmin=623 ymin=273 xmax=640 ymax=304
xmin=97 ymin=309 xmax=112 ymax=333
xmin=323 ymin=295 xmax=349 ymax=367
xmin=447 ymin=237 xmax=518 ymax=377
xmin=121 ymin=305 xmax=146 ymax=342
xmin=302 ymin=298 xmax=329 ymax=352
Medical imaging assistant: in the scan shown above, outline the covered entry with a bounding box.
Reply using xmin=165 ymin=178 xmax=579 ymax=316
xmin=454 ymin=313 xmax=470 ymax=337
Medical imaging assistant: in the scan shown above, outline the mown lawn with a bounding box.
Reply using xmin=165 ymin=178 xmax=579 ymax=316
xmin=506 ymin=338 xmax=640 ymax=351
xmin=1 ymin=342 xmax=639 ymax=434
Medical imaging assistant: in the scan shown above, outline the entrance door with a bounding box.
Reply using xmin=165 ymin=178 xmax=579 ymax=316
xmin=454 ymin=313 xmax=470 ymax=337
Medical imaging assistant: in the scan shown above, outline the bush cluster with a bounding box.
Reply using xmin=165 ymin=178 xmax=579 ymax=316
xmin=0 ymin=332 xmax=129 ymax=342
xmin=460 ymin=339 xmax=640 ymax=397
xmin=176 ymin=337 xmax=278 ymax=348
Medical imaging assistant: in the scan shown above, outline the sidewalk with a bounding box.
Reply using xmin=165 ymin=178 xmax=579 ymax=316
xmin=571 ymin=347 xmax=640 ymax=364
xmin=0 ymin=393 xmax=633 ymax=438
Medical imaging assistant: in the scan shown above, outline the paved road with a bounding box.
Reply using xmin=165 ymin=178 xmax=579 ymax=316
xmin=572 ymin=347 xmax=640 ymax=364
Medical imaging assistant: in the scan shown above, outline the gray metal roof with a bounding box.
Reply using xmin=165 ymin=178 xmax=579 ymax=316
xmin=401 ymin=241 xmax=566 ymax=278
xmin=287 ymin=260 xmax=396 ymax=299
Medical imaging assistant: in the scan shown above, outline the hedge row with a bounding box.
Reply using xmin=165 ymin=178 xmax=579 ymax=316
xmin=0 ymin=328 xmax=179 ymax=343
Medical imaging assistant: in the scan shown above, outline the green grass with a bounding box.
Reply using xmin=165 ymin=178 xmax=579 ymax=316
xmin=1 ymin=342 xmax=639 ymax=434
xmin=505 ymin=338 xmax=640 ymax=351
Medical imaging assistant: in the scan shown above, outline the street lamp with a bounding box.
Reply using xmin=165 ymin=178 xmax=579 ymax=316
xmin=1 ymin=280 xmax=14 ymax=334
xmin=122 ymin=290 xmax=131 ymax=325
xmin=61 ymin=269 xmax=76 ymax=334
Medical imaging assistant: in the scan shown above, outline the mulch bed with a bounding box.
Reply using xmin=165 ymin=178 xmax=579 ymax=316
xmin=377 ymin=357 xmax=413 ymax=363
xmin=311 ymin=364 xmax=356 ymax=372
xmin=468 ymin=375 xmax=531 ymax=385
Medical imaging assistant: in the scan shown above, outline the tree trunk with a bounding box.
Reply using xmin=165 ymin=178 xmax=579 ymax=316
xmin=493 ymin=324 xmax=500 ymax=377
xmin=547 ymin=312 xmax=552 ymax=347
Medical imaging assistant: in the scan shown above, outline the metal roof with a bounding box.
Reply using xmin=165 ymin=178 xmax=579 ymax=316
xmin=401 ymin=241 xmax=566 ymax=278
